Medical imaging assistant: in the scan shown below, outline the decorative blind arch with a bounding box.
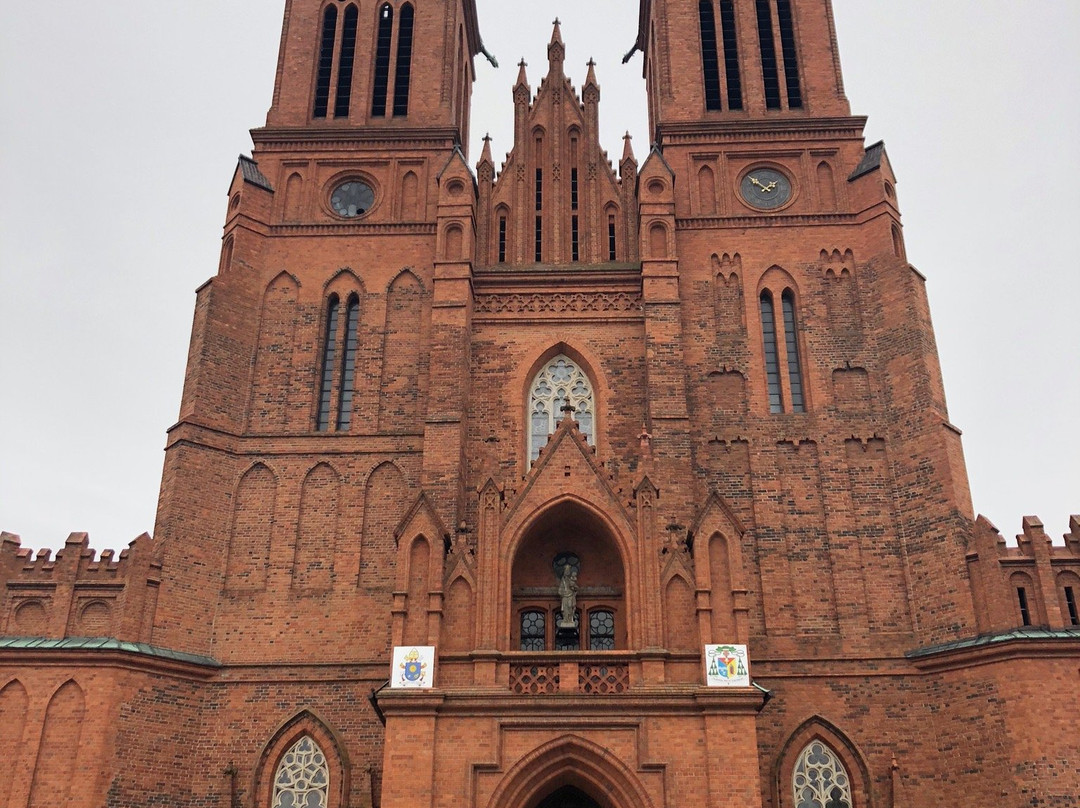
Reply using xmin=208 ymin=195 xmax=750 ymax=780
xmin=528 ymin=355 xmax=594 ymax=461
xmin=272 ymin=736 xmax=330 ymax=808
xmin=792 ymin=742 xmax=852 ymax=808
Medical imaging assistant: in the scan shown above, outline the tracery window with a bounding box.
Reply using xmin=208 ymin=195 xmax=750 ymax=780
xmin=588 ymin=609 xmax=615 ymax=650
xmin=792 ymin=742 xmax=852 ymax=808
xmin=521 ymin=610 xmax=546 ymax=651
xmin=528 ymin=356 xmax=595 ymax=461
xmin=272 ymin=736 xmax=330 ymax=808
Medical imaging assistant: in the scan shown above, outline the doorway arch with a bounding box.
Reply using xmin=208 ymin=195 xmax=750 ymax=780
xmin=485 ymin=735 xmax=657 ymax=808
xmin=534 ymin=786 xmax=602 ymax=808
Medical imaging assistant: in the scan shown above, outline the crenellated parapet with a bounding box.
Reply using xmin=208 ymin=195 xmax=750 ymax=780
xmin=0 ymin=531 xmax=161 ymax=643
xmin=966 ymin=515 xmax=1080 ymax=633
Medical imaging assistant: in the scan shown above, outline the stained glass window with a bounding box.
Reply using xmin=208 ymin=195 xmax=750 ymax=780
xmin=589 ymin=610 xmax=615 ymax=650
xmin=521 ymin=610 xmax=546 ymax=651
xmin=792 ymin=742 xmax=852 ymax=808
xmin=272 ymin=736 xmax=329 ymax=808
xmin=528 ymin=356 xmax=594 ymax=461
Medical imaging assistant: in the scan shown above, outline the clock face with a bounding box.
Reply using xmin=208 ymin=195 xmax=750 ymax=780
xmin=330 ymin=180 xmax=375 ymax=218
xmin=740 ymin=168 xmax=793 ymax=210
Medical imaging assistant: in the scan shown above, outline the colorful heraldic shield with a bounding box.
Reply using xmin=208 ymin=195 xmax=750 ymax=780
xmin=391 ymin=646 xmax=436 ymax=688
xmin=704 ymin=644 xmax=751 ymax=687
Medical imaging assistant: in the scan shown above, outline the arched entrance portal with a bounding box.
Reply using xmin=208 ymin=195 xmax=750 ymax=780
xmin=533 ymin=787 xmax=604 ymax=808
xmin=510 ymin=501 xmax=627 ymax=651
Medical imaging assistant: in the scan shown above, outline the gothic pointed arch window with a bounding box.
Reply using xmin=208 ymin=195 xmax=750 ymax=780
xmin=699 ymin=0 xmax=723 ymax=111
xmin=371 ymin=4 xmax=394 ymax=117
xmin=316 ymin=290 xmax=362 ymax=432
xmin=272 ymin=735 xmax=330 ymax=808
xmin=313 ymin=5 xmax=338 ymax=118
xmin=528 ymin=355 xmax=595 ymax=462
xmin=333 ymin=4 xmax=359 ymax=118
xmin=759 ymin=279 xmax=807 ymax=414
xmin=392 ymin=4 xmax=415 ymax=116
xmin=792 ymin=741 xmax=853 ymax=808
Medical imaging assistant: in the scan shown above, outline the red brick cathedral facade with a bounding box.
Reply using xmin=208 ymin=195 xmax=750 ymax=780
xmin=2 ymin=1 xmax=1078 ymax=805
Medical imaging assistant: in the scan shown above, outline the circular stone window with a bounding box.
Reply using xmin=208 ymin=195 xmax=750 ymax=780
xmin=330 ymin=180 xmax=375 ymax=218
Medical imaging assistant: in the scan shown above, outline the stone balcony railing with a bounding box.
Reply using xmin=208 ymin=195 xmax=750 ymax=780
xmin=508 ymin=653 xmax=631 ymax=695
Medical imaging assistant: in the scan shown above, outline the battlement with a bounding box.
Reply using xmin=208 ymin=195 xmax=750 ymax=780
xmin=0 ymin=531 xmax=161 ymax=643
xmin=966 ymin=515 xmax=1080 ymax=633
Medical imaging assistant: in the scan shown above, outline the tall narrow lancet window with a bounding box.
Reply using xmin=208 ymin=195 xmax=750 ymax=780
xmin=371 ymin=4 xmax=394 ymax=117
xmin=272 ymin=736 xmax=330 ymax=808
xmin=529 ymin=356 xmax=595 ymax=462
xmin=760 ymin=291 xmax=783 ymax=413
xmin=316 ymin=296 xmax=341 ymax=431
xmin=333 ymin=4 xmax=359 ymax=118
xmin=755 ymin=0 xmax=782 ymax=109
xmin=719 ymin=0 xmax=743 ymax=109
xmin=570 ymin=135 xmax=579 ymax=210
xmin=313 ymin=5 xmax=339 ymax=118
xmin=792 ymin=742 xmax=852 ymax=808
xmin=535 ymin=135 xmax=543 ymax=261
xmin=392 ymin=4 xmax=414 ymax=116
xmin=498 ymin=215 xmax=508 ymax=263
xmin=699 ymin=1 xmax=723 ymax=111
xmin=782 ymin=290 xmax=806 ymax=412
xmin=336 ymin=294 xmax=360 ymax=430
xmin=608 ymin=215 xmax=617 ymax=261
xmin=775 ymin=0 xmax=802 ymax=107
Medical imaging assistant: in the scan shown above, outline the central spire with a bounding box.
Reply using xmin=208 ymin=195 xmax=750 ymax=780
xmin=547 ymin=18 xmax=565 ymax=75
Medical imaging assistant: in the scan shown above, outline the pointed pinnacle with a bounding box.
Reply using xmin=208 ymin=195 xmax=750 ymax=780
xmin=622 ymin=131 xmax=635 ymax=162
xmin=479 ymin=133 xmax=494 ymax=164
xmin=515 ymin=58 xmax=529 ymax=88
xmin=550 ymin=18 xmax=563 ymax=45
xmin=585 ymin=58 xmax=599 ymax=87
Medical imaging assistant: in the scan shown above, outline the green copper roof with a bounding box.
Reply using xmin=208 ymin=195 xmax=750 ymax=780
xmin=907 ymin=627 xmax=1080 ymax=659
xmin=0 ymin=636 xmax=220 ymax=667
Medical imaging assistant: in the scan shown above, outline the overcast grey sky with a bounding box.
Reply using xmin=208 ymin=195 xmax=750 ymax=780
xmin=1 ymin=1 xmax=1077 ymax=552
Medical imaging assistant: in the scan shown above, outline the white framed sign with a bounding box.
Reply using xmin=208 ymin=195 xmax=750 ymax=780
xmin=391 ymin=646 xmax=435 ymax=688
xmin=704 ymin=644 xmax=750 ymax=687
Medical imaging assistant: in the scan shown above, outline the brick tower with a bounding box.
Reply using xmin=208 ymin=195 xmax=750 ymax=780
xmin=2 ymin=1 xmax=1078 ymax=807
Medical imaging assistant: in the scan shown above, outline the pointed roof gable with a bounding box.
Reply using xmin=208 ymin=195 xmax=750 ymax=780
xmin=501 ymin=414 xmax=633 ymax=537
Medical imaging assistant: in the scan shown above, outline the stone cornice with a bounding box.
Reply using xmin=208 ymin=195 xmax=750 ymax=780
xmin=269 ymin=222 xmax=437 ymax=237
xmin=657 ymin=116 xmax=868 ymax=145
xmin=251 ymin=126 xmax=460 ymax=151
xmin=378 ymin=687 xmax=765 ymax=718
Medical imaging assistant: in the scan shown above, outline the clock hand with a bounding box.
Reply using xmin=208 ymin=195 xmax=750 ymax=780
xmin=749 ymin=176 xmax=766 ymax=189
xmin=763 ymin=181 xmax=778 ymax=192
